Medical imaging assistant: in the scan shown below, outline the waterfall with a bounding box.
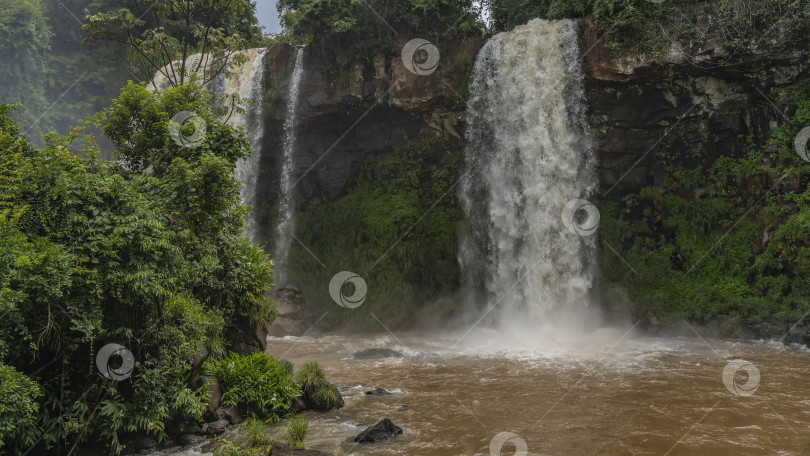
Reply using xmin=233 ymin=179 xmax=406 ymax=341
xmin=148 ymin=49 xmax=269 ymax=242
xmin=223 ymin=48 xmax=268 ymax=241
xmin=459 ymin=19 xmax=597 ymax=326
xmin=271 ymin=47 xmax=305 ymax=288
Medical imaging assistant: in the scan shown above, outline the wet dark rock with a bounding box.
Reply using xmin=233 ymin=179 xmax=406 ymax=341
xmin=365 ymin=388 xmax=392 ymax=396
xmin=200 ymin=376 xmax=221 ymax=415
xmin=353 ymin=418 xmax=403 ymax=444
xmin=268 ymin=442 xmax=334 ymax=455
xmin=134 ymin=437 xmax=157 ymax=450
xmin=292 ymin=395 xmax=308 ymax=411
xmin=214 ymin=405 xmax=243 ymax=424
xmin=201 ymin=419 xmax=228 ymax=435
xmin=352 ymin=349 xmax=403 ymax=360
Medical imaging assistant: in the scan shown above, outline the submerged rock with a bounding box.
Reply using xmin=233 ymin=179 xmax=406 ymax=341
xmin=353 ymin=418 xmax=403 ymax=444
xmin=365 ymin=387 xmax=392 ymax=396
xmin=352 ymin=348 xmax=403 ymax=360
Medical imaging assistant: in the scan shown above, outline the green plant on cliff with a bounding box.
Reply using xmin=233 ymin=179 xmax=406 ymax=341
xmin=598 ymin=81 xmax=810 ymax=336
xmin=288 ymin=136 xmax=464 ymax=329
xmin=276 ymin=0 xmax=487 ymax=75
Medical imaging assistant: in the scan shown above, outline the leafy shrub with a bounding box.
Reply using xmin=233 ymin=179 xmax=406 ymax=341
xmin=295 ymin=362 xmax=341 ymax=411
xmin=0 ymin=363 xmax=42 ymax=450
xmin=209 ymin=353 xmax=301 ymax=421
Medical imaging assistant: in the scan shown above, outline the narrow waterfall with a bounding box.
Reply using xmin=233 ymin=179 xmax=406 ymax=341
xmin=459 ymin=19 xmax=597 ymax=325
xmin=148 ymin=49 xmax=269 ymax=242
xmin=219 ymin=48 xmax=268 ymax=241
xmin=271 ymin=47 xmax=305 ymax=288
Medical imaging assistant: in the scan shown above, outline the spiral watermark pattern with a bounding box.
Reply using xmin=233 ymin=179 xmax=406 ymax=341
xmin=168 ymin=111 xmax=207 ymax=148
xmin=329 ymin=271 xmax=367 ymax=308
xmin=489 ymin=431 xmax=528 ymax=456
xmin=96 ymin=343 xmax=135 ymax=381
xmin=401 ymin=38 xmax=440 ymax=76
xmin=794 ymin=127 xmax=810 ymax=162
xmin=722 ymin=359 xmax=760 ymax=396
xmin=562 ymin=199 xmax=600 ymax=236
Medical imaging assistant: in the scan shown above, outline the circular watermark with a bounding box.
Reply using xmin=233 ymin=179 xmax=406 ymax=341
xmin=489 ymin=431 xmax=528 ymax=456
xmin=96 ymin=343 xmax=135 ymax=381
xmin=329 ymin=271 xmax=367 ymax=309
xmin=562 ymin=199 xmax=600 ymax=236
xmin=794 ymin=127 xmax=810 ymax=162
xmin=168 ymin=111 xmax=207 ymax=148
xmin=408 ymin=354 xmax=448 ymax=387
xmin=401 ymin=38 xmax=440 ymax=76
xmin=722 ymin=359 xmax=760 ymax=396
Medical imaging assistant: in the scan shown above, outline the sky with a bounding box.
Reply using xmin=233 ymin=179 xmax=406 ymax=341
xmin=256 ymin=0 xmax=281 ymax=35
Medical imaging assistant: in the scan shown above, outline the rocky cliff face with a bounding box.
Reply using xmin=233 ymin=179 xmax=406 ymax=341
xmin=253 ymin=25 xmax=809 ymax=242
xmin=580 ymin=19 xmax=810 ymax=197
xmin=253 ymin=40 xmax=482 ymax=244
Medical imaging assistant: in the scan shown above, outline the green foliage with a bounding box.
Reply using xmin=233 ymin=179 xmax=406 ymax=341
xmin=0 ymin=363 xmax=42 ymax=450
xmin=289 ymin=136 xmax=464 ymax=328
xmin=0 ymin=0 xmax=51 ymax=137
xmin=489 ymin=0 xmax=808 ymax=61
xmin=0 ymin=77 xmax=276 ymax=454
xmin=208 ymin=353 xmax=301 ymax=421
xmin=83 ymin=0 xmax=267 ymax=87
xmin=286 ymin=415 xmax=308 ymax=448
xmin=277 ymin=0 xmax=487 ymax=74
xmin=598 ymin=81 xmax=810 ymax=335
xmin=294 ymin=361 xmax=326 ymax=391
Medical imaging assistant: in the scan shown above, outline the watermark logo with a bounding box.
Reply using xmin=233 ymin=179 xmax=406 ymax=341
xmin=168 ymin=111 xmax=207 ymax=148
xmin=489 ymin=431 xmax=528 ymax=456
xmin=96 ymin=343 xmax=135 ymax=381
xmin=722 ymin=359 xmax=760 ymax=396
xmin=562 ymin=199 xmax=600 ymax=236
xmin=402 ymin=38 xmax=440 ymax=76
xmin=794 ymin=127 xmax=810 ymax=162
xmin=329 ymin=271 xmax=367 ymax=308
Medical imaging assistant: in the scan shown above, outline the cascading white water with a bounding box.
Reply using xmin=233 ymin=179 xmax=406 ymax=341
xmin=271 ymin=47 xmax=305 ymax=288
xmin=148 ymin=49 xmax=268 ymax=242
xmin=460 ymin=19 xmax=597 ymax=325
xmin=224 ymin=48 xmax=269 ymax=241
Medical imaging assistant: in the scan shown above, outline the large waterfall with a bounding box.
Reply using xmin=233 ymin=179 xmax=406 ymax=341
xmin=459 ymin=19 xmax=597 ymax=326
xmin=272 ymin=47 xmax=305 ymax=288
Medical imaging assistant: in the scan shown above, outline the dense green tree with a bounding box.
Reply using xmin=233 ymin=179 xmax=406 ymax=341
xmin=0 ymin=0 xmax=52 ymax=137
xmin=0 ymin=78 xmax=276 ymax=453
xmin=83 ymin=0 xmax=268 ymax=87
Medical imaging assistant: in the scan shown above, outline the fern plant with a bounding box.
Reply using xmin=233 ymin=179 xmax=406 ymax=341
xmin=208 ymin=353 xmax=301 ymax=421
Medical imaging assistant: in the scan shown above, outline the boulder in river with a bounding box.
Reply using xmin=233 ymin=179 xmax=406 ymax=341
xmin=353 ymin=418 xmax=403 ymax=444
xmin=214 ymin=404 xmax=243 ymax=424
xmin=201 ymin=419 xmax=228 ymax=435
xmin=365 ymin=387 xmax=392 ymax=396
xmin=352 ymin=348 xmax=403 ymax=360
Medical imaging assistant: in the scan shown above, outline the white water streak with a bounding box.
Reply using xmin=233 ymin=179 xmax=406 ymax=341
xmin=272 ymin=47 xmax=306 ymax=287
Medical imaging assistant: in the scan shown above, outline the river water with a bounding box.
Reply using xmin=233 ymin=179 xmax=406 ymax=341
xmin=262 ymin=328 xmax=810 ymax=456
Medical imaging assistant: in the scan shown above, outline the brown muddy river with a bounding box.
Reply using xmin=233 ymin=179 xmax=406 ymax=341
xmin=260 ymin=327 xmax=810 ymax=456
